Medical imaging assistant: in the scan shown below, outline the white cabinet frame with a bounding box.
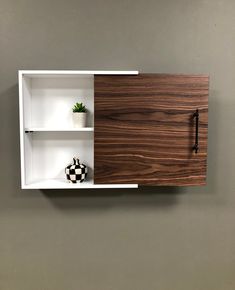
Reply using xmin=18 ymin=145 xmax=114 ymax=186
xmin=19 ymin=70 xmax=139 ymax=189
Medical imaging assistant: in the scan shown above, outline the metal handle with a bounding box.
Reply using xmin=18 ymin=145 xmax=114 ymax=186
xmin=193 ymin=109 xmax=199 ymax=153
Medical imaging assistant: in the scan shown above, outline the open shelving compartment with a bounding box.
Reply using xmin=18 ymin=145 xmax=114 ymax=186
xmin=19 ymin=70 xmax=138 ymax=189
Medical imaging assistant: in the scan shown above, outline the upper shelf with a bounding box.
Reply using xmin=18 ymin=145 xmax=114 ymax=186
xmin=24 ymin=127 xmax=94 ymax=132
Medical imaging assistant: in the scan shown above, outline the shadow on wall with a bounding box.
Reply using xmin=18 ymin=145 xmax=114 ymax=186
xmin=40 ymin=88 xmax=220 ymax=211
xmin=0 ymin=83 xmax=220 ymax=212
xmin=41 ymin=186 xmax=184 ymax=211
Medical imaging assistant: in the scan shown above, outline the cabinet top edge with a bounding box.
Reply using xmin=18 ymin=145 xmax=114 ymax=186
xmin=139 ymin=73 xmax=209 ymax=78
xmin=18 ymin=71 xmax=209 ymax=78
xmin=18 ymin=70 xmax=139 ymax=76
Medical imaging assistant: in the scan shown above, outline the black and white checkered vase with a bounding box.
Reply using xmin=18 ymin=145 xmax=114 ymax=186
xmin=65 ymin=157 xmax=88 ymax=183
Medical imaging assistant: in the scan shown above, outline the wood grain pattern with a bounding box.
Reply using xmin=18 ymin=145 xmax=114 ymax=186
xmin=94 ymin=74 xmax=209 ymax=185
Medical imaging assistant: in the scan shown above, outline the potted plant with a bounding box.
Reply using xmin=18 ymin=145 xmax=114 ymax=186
xmin=72 ymin=102 xmax=87 ymax=127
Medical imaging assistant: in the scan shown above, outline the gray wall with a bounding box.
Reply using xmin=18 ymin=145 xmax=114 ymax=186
xmin=1 ymin=0 xmax=235 ymax=289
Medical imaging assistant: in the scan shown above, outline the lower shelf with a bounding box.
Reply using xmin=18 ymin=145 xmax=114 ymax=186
xmin=22 ymin=179 xmax=138 ymax=189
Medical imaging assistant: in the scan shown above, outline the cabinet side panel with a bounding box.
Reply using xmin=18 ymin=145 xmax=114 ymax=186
xmin=94 ymin=74 xmax=209 ymax=186
xmin=19 ymin=72 xmax=25 ymax=187
xmin=20 ymin=75 xmax=33 ymax=186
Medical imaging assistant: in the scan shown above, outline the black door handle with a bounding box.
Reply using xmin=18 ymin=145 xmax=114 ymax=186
xmin=193 ymin=109 xmax=199 ymax=153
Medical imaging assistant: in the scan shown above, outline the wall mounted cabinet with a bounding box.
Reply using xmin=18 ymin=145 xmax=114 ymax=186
xmin=19 ymin=70 xmax=209 ymax=189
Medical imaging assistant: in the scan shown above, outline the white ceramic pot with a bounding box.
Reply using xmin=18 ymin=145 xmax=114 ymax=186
xmin=72 ymin=112 xmax=87 ymax=128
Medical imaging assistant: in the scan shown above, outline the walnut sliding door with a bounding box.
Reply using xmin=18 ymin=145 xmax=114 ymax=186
xmin=94 ymin=74 xmax=209 ymax=186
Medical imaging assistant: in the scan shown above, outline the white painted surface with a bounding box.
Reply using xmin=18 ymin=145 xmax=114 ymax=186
xmin=19 ymin=70 xmax=139 ymax=77
xmin=23 ymin=179 xmax=138 ymax=189
xmin=24 ymin=133 xmax=33 ymax=185
xmin=19 ymin=70 xmax=139 ymax=189
xmin=18 ymin=71 xmax=25 ymax=187
xmin=30 ymin=76 xmax=94 ymax=128
xmin=30 ymin=131 xmax=94 ymax=183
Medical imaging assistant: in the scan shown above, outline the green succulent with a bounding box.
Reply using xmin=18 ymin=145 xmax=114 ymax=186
xmin=72 ymin=102 xmax=86 ymax=113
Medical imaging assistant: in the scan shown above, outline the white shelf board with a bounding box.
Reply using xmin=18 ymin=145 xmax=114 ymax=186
xmin=24 ymin=127 xmax=94 ymax=132
xmin=23 ymin=179 xmax=138 ymax=189
xmin=19 ymin=70 xmax=139 ymax=78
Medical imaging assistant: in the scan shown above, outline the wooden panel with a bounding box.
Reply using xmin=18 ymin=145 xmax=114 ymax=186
xmin=94 ymin=74 xmax=209 ymax=185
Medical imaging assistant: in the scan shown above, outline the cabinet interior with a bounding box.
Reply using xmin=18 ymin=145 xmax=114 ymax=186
xmin=19 ymin=71 xmax=138 ymax=189
xmin=23 ymin=74 xmax=94 ymax=129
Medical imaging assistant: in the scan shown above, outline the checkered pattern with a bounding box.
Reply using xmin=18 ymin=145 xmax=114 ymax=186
xmin=65 ymin=158 xmax=88 ymax=183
